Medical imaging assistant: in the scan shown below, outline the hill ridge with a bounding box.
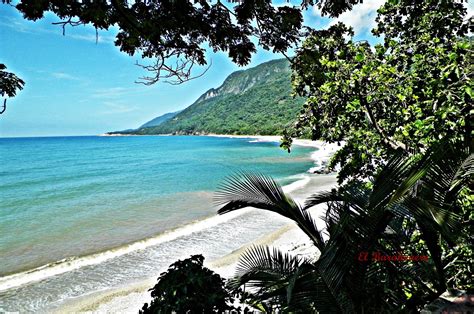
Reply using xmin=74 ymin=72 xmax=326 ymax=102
xmin=110 ymin=58 xmax=303 ymax=136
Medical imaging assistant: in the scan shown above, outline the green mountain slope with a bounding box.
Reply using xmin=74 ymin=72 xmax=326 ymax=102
xmin=122 ymin=59 xmax=304 ymax=136
xmin=140 ymin=110 xmax=182 ymax=128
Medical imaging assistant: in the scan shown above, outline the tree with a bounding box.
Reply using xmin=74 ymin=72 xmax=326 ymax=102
xmin=140 ymin=254 xmax=240 ymax=313
xmin=0 ymin=64 xmax=25 ymax=114
xmin=1 ymin=0 xmax=364 ymax=85
xmin=215 ymin=142 xmax=473 ymax=312
xmin=283 ymin=0 xmax=473 ymax=183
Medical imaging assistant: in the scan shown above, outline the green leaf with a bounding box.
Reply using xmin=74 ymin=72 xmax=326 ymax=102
xmin=465 ymin=86 xmax=473 ymax=99
xmin=355 ymin=53 xmax=364 ymax=62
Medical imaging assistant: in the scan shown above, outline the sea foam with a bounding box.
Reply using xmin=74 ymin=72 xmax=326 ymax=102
xmin=0 ymin=176 xmax=312 ymax=293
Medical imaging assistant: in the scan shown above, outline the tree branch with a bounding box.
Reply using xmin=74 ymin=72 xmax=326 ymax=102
xmin=135 ymin=56 xmax=212 ymax=85
xmin=357 ymin=81 xmax=408 ymax=152
xmin=0 ymin=99 xmax=6 ymax=115
xmin=52 ymin=18 xmax=85 ymax=36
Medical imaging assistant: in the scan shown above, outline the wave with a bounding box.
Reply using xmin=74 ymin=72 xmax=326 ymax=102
xmin=0 ymin=175 xmax=311 ymax=293
xmin=0 ymin=209 xmax=250 ymax=292
xmin=282 ymin=175 xmax=311 ymax=193
xmin=306 ymin=142 xmax=342 ymax=173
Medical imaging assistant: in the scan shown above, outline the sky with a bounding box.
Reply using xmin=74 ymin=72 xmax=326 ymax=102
xmin=2 ymin=1 xmax=469 ymax=137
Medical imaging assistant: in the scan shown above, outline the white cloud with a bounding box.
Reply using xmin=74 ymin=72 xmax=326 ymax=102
xmin=312 ymin=0 xmax=382 ymax=36
xmin=313 ymin=1 xmax=473 ymax=37
xmin=68 ymin=33 xmax=115 ymax=44
xmin=0 ymin=15 xmax=114 ymax=43
xmin=91 ymin=85 xmax=155 ymax=99
xmin=0 ymin=16 xmax=34 ymax=34
xmin=92 ymin=87 xmax=130 ymax=99
xmin=51 ymin=72 xmax=82 ymax=80
xmin=101 ymin=101 xmax=137 ymax=115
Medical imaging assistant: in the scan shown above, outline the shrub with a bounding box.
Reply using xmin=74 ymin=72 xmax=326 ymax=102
xmin=140 ymin=254 xmax=239 ymax=313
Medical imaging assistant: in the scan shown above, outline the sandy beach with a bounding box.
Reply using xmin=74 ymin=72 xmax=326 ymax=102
xmin=56 ymin=136 xmax=340 ymax=313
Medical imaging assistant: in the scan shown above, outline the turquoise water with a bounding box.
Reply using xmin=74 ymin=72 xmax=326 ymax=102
xmin=0 ymin=135 xmax=315 ymax=311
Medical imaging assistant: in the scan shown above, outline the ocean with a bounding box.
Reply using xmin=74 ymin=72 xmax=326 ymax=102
xmin=0 ymin=135 xmax=320 ymax=312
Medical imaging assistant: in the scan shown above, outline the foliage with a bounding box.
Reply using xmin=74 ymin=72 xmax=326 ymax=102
xmin=284 ymin=0 xmax=473 ymax=183
xmin=140 ymin=254 xmax=240 ymax=313
xmin=2 ymin=0 xmax=361 ymax=84
xmin=139 ymin=110 xmax=182 ymax=128
xmin=442 ymin=162 xmax=474 ymax=292
xmin=0 ymin=64 xmax=24 ymax=98
xmin=215 ymin=142 xmax=473 ymax=312
xmin=118 ymin=59 xmax=305 ymax=136
xmin=0 ymin=63 xmax=25 ymax=113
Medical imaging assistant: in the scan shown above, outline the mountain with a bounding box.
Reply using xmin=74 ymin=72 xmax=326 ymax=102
xmin=111 ymin=58 xmax=304 ymax=136
xmin=140 ymin=110 xmax=182 ymax=128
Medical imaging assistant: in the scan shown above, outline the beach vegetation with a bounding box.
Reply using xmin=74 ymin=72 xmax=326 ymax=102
xmin=215 ymin=142 xmax=473 ymax=312
xmin=140 ymin=254 xmax=241 ymax=313
xmin=4 ymin=0 xmax=471 ymax=311
xmin=276 ymin=2 xmax=474 ymax=306
xmin=283 ymin=0 xmax=473 ymax=184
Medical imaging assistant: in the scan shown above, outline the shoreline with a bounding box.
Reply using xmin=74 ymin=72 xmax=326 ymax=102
xmin=100 ymin=133 xmax=343 ymax=172
xmin=57 ymin=135 xmax=339 ymax=313
xmin=3 ymin=135 xmax=340 ymax=312
xmin=58 ymin=175 xmax=337 ymax=313
xmin=100 ymin=132 xmax=340 ymax=148
xmin=206 ymin=134 xmax=342 ymax=174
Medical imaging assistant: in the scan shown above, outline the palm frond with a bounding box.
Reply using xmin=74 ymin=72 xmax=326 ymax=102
xmin=372 ymin=151 xmax=418 ymax=208
xmin=215 ymin=141 xmax=471 ymax=313
xmin=303 ymin=189 xmax=340 ymax=210
xmin=451 ymin=153 xmax=474 ymax=192
xmin=234 ymin=245 xmax=309 ymax=280
xmin=215 ymin=172 xmax=327 ymax=250
xmin=215 ymin=172 xmax=297 ymax=215
xmin=411 ymin=143 xmax=471 ymax=207
xmin=231 ymin=245 xmax=340 ymax=312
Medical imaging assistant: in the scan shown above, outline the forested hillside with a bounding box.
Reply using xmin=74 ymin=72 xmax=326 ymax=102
xmin=112 ymin=59 xmax=304 ymax=135
xmin=139 ymin=110 xmax=183 ymax=128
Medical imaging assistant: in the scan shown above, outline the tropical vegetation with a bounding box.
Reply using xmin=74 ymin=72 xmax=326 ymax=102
xmin=283 ymin=0 xmax=473 ymax=183
xmin=215 ymin=142 xmax=472 ymax=312
xmin=138 ymin=1 xmax=472 ymax=312
xmin=140 ymin=254 xmax=241 ymax=313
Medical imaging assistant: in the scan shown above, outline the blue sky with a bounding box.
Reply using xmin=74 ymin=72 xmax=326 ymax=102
xmin=0 ymin=1 xmax=421 ymax=137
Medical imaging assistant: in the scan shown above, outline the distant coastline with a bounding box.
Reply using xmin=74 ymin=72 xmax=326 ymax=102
xmin=99 ymin=133 xmax=342 ymax=174
xmin=99 ymin=132 xmax=341 ymax=149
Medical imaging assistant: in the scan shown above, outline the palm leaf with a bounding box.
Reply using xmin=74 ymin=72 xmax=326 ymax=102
xmin=451 ymin=153 xmax=474 ymax=192
xmin=231 ymin=245 xmax=339 ymax=312
xmin=215 ymin=172 xmax=327 ymax=250
xmin=303 ymin=189 xmax=340 ymax=210
xmin=216 ymin=141 xmax=471 ymax=312
xmin=215 ymin=172 xmax=297 ymax=215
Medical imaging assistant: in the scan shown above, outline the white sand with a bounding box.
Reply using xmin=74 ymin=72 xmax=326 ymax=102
xmin=206 ymin=134 xmax=341 ymax=149
xmin=57 ymin=137 xmax=340 ymax=313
